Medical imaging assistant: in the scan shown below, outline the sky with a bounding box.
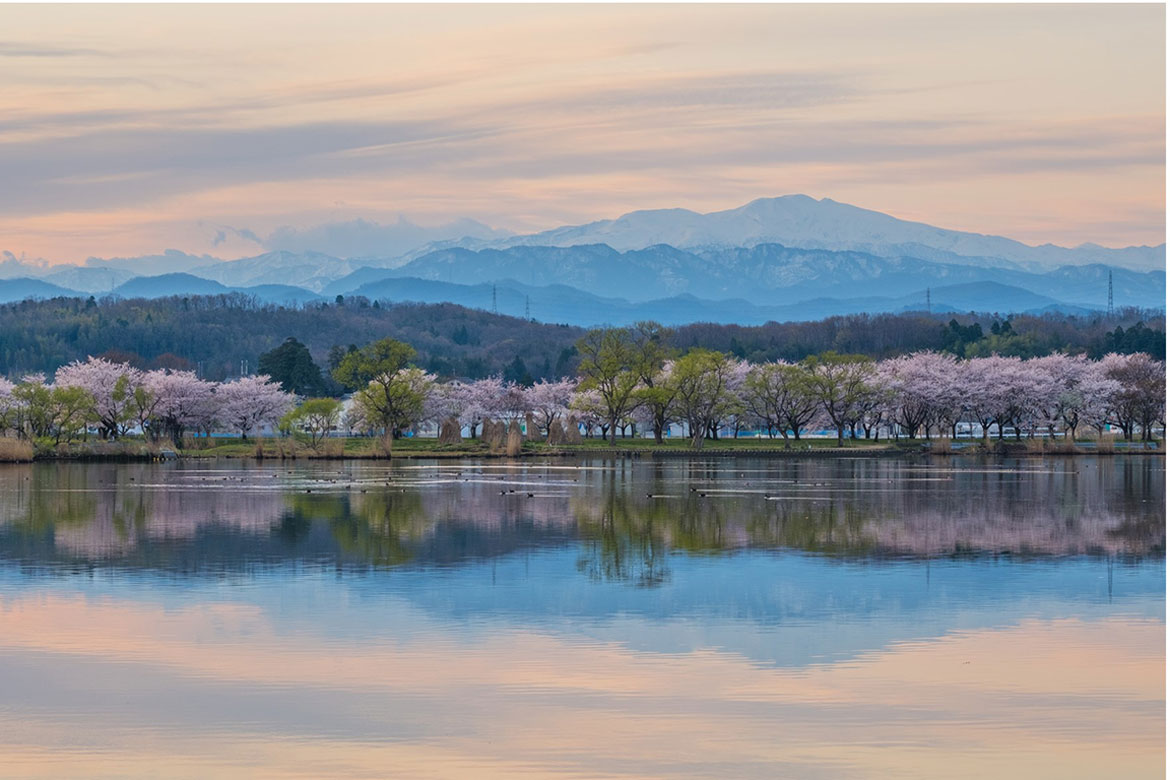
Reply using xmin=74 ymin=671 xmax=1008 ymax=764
xmin=1 ymin=3 xmax=1165 ymax=264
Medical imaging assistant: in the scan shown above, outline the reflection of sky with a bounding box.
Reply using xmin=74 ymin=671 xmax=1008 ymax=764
xmin=0 ymin=549 xmax=1162 ymax=669
xmin=0 ymin=574 xmax=1162 ymax=778
xmin=0 ymin=458 xmax=1163 ymax=777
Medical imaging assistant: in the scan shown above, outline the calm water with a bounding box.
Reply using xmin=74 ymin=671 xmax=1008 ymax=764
xmin=0 ymin=456 xmax=1163 ymax=779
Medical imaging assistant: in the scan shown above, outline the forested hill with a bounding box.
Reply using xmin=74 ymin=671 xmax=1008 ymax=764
xmin=0 ymin=294 xmax=1162 ymax=381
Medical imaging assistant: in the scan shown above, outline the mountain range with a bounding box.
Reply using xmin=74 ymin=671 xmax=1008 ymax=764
xmin=1 ymin=195 xmax=1162 ymax=326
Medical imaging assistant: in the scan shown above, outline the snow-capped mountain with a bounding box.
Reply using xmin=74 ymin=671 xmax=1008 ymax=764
xmin=453 ymin=195 xmax=1164 ymax=272
xmin=187 ymin=250 xmax=367 ymax=292
xmin=2 ymin=195 xmax=1162 ymax=321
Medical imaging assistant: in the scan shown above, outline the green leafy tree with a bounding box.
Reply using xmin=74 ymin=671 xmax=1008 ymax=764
xmin=575 ymin=327 xmax=642 ymax=446
xmin=12 ymin=380 xmax=53 ymax=439
xmin=47 ymin=386 xmax=96 ymax=444
xmin=352 ymin=368 xmax=435 ymax=446
xmin=803 ymin=352 xmax=876 ymax=446
xmin=670 ymin=349 xmax=740 ymax=450
xmin=332 ymin=338 xmax=417 ymax=391
xmin=629 ymin=321 xmax=676 ymax=444
xmin=283 ymin=398 xmax=343 ymax=448
xmin=332 ymin=338 xmax=430 ymax=450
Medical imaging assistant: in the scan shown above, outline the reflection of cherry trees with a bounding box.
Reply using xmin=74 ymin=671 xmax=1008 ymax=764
xmin=0 ymin=464 xmax=287 ymax=559
xmin=0 ymin=458 xmax=1159 ymax=575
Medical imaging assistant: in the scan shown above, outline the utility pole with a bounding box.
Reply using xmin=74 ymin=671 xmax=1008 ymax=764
xmin=1107 ymin=270 xmax=1114 ymax=316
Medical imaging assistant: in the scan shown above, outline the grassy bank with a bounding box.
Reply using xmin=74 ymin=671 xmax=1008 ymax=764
xmin=6 ymin=434 xmax=1160 ymax=463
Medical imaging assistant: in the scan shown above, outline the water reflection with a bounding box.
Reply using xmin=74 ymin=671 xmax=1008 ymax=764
xmin=0 ymin=456 xmax=1162 ymax=778
xmin=0 ymin=457 xmax=1162 ymax=574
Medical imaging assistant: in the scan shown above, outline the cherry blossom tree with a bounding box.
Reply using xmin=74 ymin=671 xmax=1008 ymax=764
xmin=1101 ymin=352 xmax=1166 ymax=440
xmin=964 ymin=355 xmax=1050 ymax=440
xmin=54 ymin=357 xmax=143 ymax=439
xmin=423 ymin=381 xmax=464 ymax=428
xmin=1025 ymin=354 xmax=1119 ymax=440
xmin=1066 ymin=362 xmax=1123 ymax=438
xmin=719 ymin=359 xmax=753 ymax=438
xmin=216 ymin=375 xmax=295 ymax=439
xmin=0 ymin=378 xmax=17 ymax=436
xmin=741 ymin=361 xmax=819 ymax=440
xmin=454 ymin=377 xmax=504 ymax=438
xmin=879 ymin=352 xmax=959 ymax=439
xmin=142 ymin=369 xmax=215 ymax=446
xmin=569 ymin=388 xmax=607 ymax=438
xmin=525 ymin=378 xmax=576 ymax=436
xmin=490 ymin=381 xmax=530 ymax=423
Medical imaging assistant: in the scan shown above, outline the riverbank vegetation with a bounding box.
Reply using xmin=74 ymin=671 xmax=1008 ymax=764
xmin=0 ymin=320 xmax=1162 ymax=458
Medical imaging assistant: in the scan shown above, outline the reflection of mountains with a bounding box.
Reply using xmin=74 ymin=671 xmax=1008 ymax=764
xmin=0 ymin=458 xmax=1161 ymax=575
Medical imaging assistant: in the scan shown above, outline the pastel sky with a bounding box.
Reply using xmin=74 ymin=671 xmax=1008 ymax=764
xmin=1 ymin=4 xmax=1165 ymax=263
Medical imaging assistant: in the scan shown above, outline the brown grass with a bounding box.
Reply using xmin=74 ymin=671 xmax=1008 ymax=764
xmin=0 ymin=437 xmax=34 ymax=462
xmin=1096 ymin=436 xmax=1115 ymax=453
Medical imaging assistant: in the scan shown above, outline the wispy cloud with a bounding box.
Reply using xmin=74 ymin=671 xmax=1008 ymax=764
xmin=0 ymin=3 xmax=1161 ymax=259
xmin=0 ymin=40 xmax=110 ymax=58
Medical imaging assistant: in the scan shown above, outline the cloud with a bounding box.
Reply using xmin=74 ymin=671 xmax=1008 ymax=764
xmin=0 ymin=41 xmax=110 ymax=58
xmin=5 ymin=65 xmax=1155 ymax=222
xmin=258 ymin=217 xmax=507 ymax=258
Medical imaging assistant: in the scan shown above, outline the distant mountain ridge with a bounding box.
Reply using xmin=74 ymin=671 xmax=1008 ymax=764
xmin=376 ymin=243 xmax=1164 ymax=309
xmin=0 ymin=269 xmax=1146 ymax=327
xmin=450 ymin=195 xmax=1165 ymax=272
xmin=1 ymin=194 xmax=1162 ymax=326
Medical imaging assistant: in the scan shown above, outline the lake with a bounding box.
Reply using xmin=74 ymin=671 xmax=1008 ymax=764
xmin=0 ymin=455 xmax=1163 ymax=778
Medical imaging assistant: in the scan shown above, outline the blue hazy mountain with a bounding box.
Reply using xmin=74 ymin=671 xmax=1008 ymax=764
xmin=369 ymin=243 xmax=1163 ymax=310
xmin=0 ymin=277 xmax=82 ymax=303
xmin=110 ymin=274 xmax=322 ymax=305
xmin=3 ymin=195 xmax=1163 ymax=323
xmin=0 ymin=271 xmax=1130 ymax=325
xmin=345 ymin=275 xmax=1091 ymax=326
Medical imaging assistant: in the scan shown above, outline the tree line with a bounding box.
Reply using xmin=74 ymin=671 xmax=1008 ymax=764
xmin=4 ymin=323 xmax=1161 ymax=450
xmin=0 ymin=294 xmax=1161 ymax=384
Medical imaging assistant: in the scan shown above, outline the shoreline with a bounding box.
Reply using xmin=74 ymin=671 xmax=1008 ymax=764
xmin=2 ymin=440 xmax=1163 ymax=464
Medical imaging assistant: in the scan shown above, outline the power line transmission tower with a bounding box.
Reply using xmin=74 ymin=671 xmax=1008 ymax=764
xmin=926 ymin=287 xmax=931 ymax=315
xmin=492 ymin=284 xmax=497 ymax=314
xmin=1107 ymin=270 xmax=1114 ymax=316
xmin=524 ymin=295 xmax=530 ymax=319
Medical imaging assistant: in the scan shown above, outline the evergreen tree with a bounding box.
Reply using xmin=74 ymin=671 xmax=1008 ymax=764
xmin=257 ymin=338 xmax=329 ymax=396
